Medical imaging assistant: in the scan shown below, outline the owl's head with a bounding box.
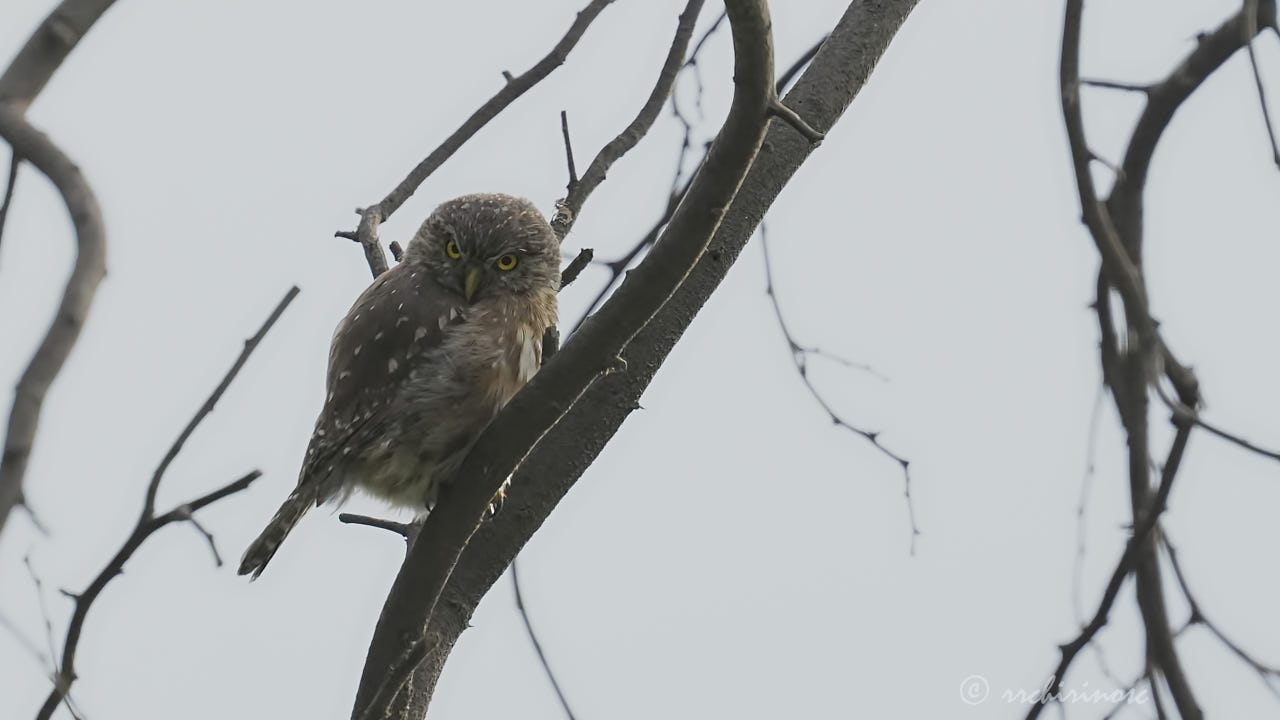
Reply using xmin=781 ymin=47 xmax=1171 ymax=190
xmin=404 ymin=193 xmax=561 ymax=303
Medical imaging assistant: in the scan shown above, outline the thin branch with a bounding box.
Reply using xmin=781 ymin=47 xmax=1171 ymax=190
xmin=551 ymin=0 xmax=706 ymax=240
xmin=24 ymin=555 xmax=58 ymax=672
xmin=573 ymin=26 xmax=834 ymax=333
xmin=767 ymin=99 xmax=824 ymax=143
xmin=511 ymin=562 xmax=578 ymax=720
xmin=559 ymin=248 xmax=593 ymax=289
xmin=759 ymin=223 xmax=914 ymax=550
xmin=173 ymin=506 xmax=224 ymax=566
xmin=143 ymin=286 xmax=300 ymax=515
xmin=339 ymin=0 xmax=618 ymax=278
xmin=1071 ymin=384 xmax=1107 ymax=626
xmin=1081 ymin=78 xmax=1152 ymax=93
xmin=0 ymin=106 xmax=107 ymax=540
xmin=684 ymin=9 xmax=727 ymax=69
xmin=339 ymin=513 xmax=415 ymax=539
xmin=559 ymin=110 xmax=578 ymax=191
xmin=0 ymin=607 xmax=47 ymax=673
xmin=683 ymin=9 xmax=728 ymax=119
xmin=34 ymin=288 xmax=293 ymax=719
xmin=1166 ymin=538 xmax=1280 ymax=699
xmin=1023 ymin=419 xmax=1191 ymax=720
xmin=1244 ymin=0 xmax=1280 ymax=169
xmin=35 ymin=470 xmax=260 ymax=720
xmin=0 ymin=150 xmax=18 ymax=255
xmin=776 ymin=36 xmax=826 ymax=95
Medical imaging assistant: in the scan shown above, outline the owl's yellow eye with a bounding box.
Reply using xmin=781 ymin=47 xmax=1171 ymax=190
xmin=496 ymin=254 xmax=518 ymax=271
xmin=445 ymin=241 xmax=462 ymax=259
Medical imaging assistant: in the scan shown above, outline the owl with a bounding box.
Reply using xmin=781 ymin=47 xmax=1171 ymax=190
xmin=239 ymin=193 xmax=560 ymax=579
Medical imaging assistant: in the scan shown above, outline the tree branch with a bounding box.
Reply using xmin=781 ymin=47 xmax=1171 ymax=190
xmin=34 ymin=471 xmax=260 ymax=720
xmin=759 ymin=223 xmax=913 ymax=548
xmin=352 ymin=2 xmax=783 ymax=717
xmin=351 ymin=1 xmax=921 ymax=717
xmin=0 ymin=150 xmax=18 ymax=255
xmin=571 ymin=26 xmax=831 ymax=331
xmin=550 ymin=0 xmax=706 ymax=240
xmin=0 ymin=107 xmax=107 ymax=540
xmin=1038 ymin=2 xmax=1278 ymax=717
xmin=338 ymin=0 xmax=618 ymax=278
xmin=511 ymin=561 xmax=578 ymax=720
xmin=0 ymin=0 xmax=119 ymax=113
xmin=1023 ymin=420 xmax=1191 ymax=720
xmin=33 ymin=286 xmax=295 ymax=719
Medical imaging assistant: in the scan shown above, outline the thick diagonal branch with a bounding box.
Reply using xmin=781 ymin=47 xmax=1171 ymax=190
xmin=351 ymin=1 xmax=920 ymax=717
xmin=351 ymin=2 xmax=784 ymax=717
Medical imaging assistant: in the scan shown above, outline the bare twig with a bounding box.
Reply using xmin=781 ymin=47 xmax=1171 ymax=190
xmin=34 ymin=287 xmax=295 ymax=719
xmin=339 ymin=513 xmax=415 ymax=539
xmin=0 ymin=107 xmax=107 ymax=540
xmin=339 ymin=0 xmax=618 ymax=278
xmin=1165 ymin=538 xmax=1280 ymax=699
xmin=758 ymin=223 xmax=914 ymax=549
xmin=511 ymin=562 xmax=578 ymax=720
xmin=559 ymin=110 xmax=578 ymax=192
xmin=775 ymin=36 xmax=826 ymax=95
xmin=144 ymin=286 xmax=299 ymax=513
xmin=0 ymin=151 xmax=18 ymax=254
xmin=1024 ymin=420 xmax=1190 ymax=720
xmin=1244 ymin=0 xmax=1280 ymax=169
xmin=683 ymin=9 xmax=728 ymax=118
xmin=174 ymin=506 xmax=224 ymax=566
xmin=35 ymin=470 xmax=260 ymax=720
xmin=767 ymin=99 xmax=824 ymax=143
xmin=552 ymin=0 xmax=706 ymax=240
xmin=559 ymin=248 xmax=593 ymax=289
xmin=24 ymin=554 xmax=58 ymax=671
xmin=1081 ymin=78 xmax=1152 ymax=93
xmin=0 ymin=606 xmax=46 ymax=672
xmin=1071 ymin=384 xmax=1106 ymax=626
xmin=573 ymin=28 xmax=833 ymax=333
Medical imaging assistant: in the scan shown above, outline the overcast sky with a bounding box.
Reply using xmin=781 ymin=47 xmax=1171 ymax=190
xmin=2 ymin=1 xmax=1278 ymax=718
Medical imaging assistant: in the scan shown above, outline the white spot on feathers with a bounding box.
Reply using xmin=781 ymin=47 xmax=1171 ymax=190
xmin=388 ymin=358 xmax=399 ymax=373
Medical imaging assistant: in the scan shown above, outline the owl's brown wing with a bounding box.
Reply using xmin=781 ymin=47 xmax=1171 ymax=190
xmin=298 ymin=261 xmax=463 ymax=500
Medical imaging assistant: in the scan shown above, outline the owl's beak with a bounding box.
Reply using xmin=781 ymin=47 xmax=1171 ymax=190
xmin=464 ymin=264 xmax=484 ymax=302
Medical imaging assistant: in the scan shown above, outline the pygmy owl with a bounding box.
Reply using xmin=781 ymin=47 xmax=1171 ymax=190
xmin=239 ymin=193 xmax=560 ymax=579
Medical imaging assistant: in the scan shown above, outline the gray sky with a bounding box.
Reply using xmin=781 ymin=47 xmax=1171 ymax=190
xmin=2 ymin=1 xmax=1278 ymax=718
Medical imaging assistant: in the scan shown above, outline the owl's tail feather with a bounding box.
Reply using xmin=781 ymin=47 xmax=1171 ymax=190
xmin=238 ymin=490 xmax=312 ymax=580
